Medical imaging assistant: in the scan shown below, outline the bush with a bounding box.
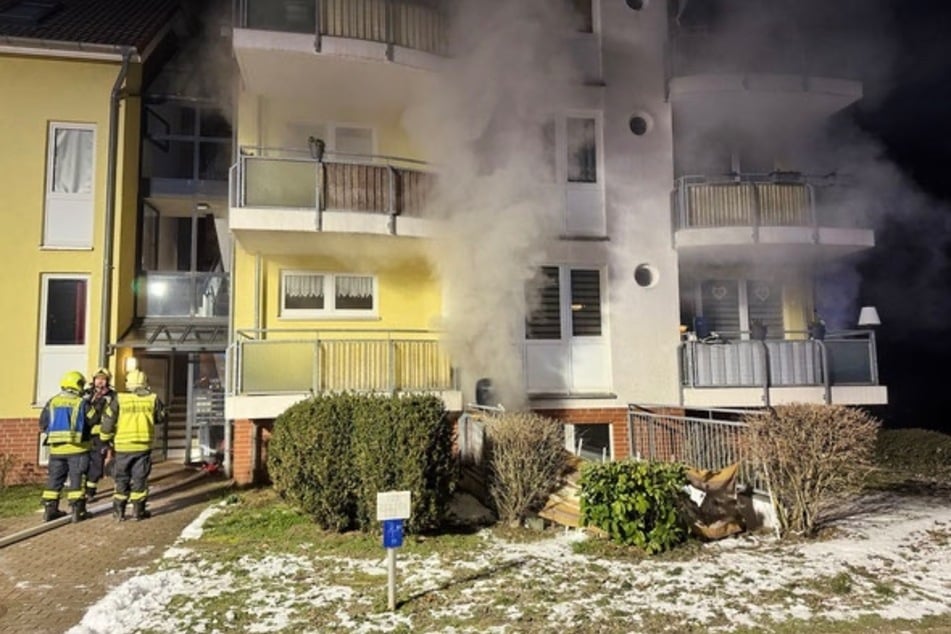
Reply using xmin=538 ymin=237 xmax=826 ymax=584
xmin=484 ymin=411 xmax=569 ymax=526
xmin=268 ymin=394 xmax=359 ymax=531
xmin=579 ymin=460 xmax=688 ymax=553
xmin=743 ymin=404 xmax=880 ymax=538
xmin=874 ymin=428 xmax=951 ymax=480
xmin=268 ymin=393 xmax=455 ymax=533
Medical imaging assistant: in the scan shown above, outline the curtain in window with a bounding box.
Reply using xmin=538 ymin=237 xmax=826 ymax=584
xmin=335 ymin=275 xmax=373 ymax=298
xmin=285 ymin=274 xmax=324 ymax=298
xmin=52 ymin=128 xmax=93 ymax=194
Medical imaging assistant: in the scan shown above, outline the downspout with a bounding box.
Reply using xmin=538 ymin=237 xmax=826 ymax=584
xmin=98 ymin=46 xmax=134 ymax=367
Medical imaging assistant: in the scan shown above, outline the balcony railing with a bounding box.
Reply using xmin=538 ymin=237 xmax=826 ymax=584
xmin=672 ymin=173 xmax=864 ymax=232
xmin=231 ymin=148 xmax=435 ymax=220
xmin=229 ymin=328 xmax=456 ymax=395
xmin=680 ymin=330 xmax=879 ymax=402
xmin=236 ymin=0 xmax=448 ymax=56
xmin=668 ymin=27 xmax=860 ymax=82
xmin=136 ymin=272 xmax=229 ymax=319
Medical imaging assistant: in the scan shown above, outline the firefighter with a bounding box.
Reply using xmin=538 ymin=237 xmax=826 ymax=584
xmin=102 ymin=369 xmax=166 ymax=521
xmin=83 ymin=367 xmax=117 ymax=501
xmin=38 ymin=370 xmax=92 ymax=522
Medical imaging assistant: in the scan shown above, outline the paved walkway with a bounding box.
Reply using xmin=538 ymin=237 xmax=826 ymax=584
xmin=0 ymin=462 xmax=233 ymax=634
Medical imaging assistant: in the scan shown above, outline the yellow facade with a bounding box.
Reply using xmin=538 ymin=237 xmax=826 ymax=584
xmin=0 ymin=53 xmax=142 ymax=418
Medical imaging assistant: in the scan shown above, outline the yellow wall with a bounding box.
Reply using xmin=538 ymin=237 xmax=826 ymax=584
xmin=0 ymin=54 xmax=141 ymax=417
xmin=236 ymin=92 xmax=423 ymax=161
xmin=231 ymin=239 xmax=443 ymax=336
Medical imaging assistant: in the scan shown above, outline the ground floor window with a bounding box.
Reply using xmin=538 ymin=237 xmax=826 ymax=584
xmin=566 ymin=422 xmax=612 ymax=462
xmin=36 ymin=274 xmax=89 ymax=403
xmin=280 ymin=271 xmax=377 ymax=318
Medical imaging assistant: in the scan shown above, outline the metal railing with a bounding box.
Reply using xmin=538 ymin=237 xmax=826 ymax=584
xmin=135 ymin=272 xmax=229 ymax=319
xmin=671 ymin=173 xmax=866 ymax=233
xmin=229 ymin=328 xmax=456 ymax=395
xmin=231 ymin=148 xmax=435 ymax=222
xmin=680 ymin=329 xmax=879 ymax=403
xmin=628 ymin=405 xmax=768 ymax=494
xmin=236 ymin=0 xmax=448 ymax=56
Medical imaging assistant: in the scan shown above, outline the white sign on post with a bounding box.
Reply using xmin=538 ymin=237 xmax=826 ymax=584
xmin=376 ymin=490 xmax=412 ymax=612
xmin=376 ymin=490 xmax=411 ymax=521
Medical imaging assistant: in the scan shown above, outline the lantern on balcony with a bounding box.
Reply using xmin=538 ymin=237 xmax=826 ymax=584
xmin=857 ymin=306 xmax=881 ymax=327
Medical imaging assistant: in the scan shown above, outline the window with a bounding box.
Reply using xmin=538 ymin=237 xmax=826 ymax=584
xmin=524 ymin=265 xmax=610 ymax=394
xmin=44 ymin=123 xmax=95 ymax=248
xmin=567 ymin=117 xmax=597 ymax=183
xmin=692 ymin=278 xmax=784 ymax=338
xmin=286 ymin=123 xmax=375 ymax=158
xmin=566 ymin=423 xmax=612 ymax=462
xmin=281 ymin=271 xmax=376 ymax=318
xmin=36 ymin=275 xmax=89 ymax=403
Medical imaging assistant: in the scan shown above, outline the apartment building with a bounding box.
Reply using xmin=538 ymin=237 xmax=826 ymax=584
xmin=0 ymin=0 xmax=187 ymax=484
xmin=225 ymin=0 xmax=886 ymax=482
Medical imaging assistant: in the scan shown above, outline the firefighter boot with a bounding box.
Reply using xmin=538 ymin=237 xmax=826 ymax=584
xmin=132 ymin=500 xmax=151 ymax=521
xmin=112 ymin=499 xmax=127 ymax=522
xmin=85 ymin=485 xmax=97 ymax=502
xmin=70 ymin=499 xmax=88 ymax=523
xmin=43 ymin=500 xmax=66 ymax=522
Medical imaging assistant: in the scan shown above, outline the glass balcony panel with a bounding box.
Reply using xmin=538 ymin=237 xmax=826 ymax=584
xmin=244 ymin=0 xmax=315 ymax=32
xmin=137 ymin=272 xmax=229 ymax=318
xmin=242 ymin=341 xmax=315 ymax=392
xmin=825 ymin=339 xmax=874 ymax=383
xmin=244 ymin=157 xmax=317 ymax=208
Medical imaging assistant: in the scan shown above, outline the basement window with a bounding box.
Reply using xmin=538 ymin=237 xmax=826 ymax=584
xmin=0 ymin=1 xmax=61 ymax=25
xmin=566 ymin=423 xmax=612 ymax=462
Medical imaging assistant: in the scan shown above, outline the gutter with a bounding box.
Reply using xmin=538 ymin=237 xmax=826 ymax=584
xmin=0 ymin=37 xmax=142 ymax=62
xmin=98 ymin=46 xmax=135 ymax=367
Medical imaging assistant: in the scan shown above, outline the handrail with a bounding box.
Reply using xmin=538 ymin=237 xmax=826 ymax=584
xmin=239 ymin=145 xmax=432 ymax=169
xmin=235 ymin=327 xmax=441 ymax=340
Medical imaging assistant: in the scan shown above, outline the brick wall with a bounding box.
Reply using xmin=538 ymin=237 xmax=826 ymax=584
xmin=534 ymin=407 xmax=631 ymax=459
xmin=0 ymin=418 xmax=46 ymax=485
xmin=231 ymin=419 xmax=274 ymax=486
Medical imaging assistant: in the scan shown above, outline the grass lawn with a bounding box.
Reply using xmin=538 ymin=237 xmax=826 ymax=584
xmin=0 ymin=483 xmax=42 ymax=519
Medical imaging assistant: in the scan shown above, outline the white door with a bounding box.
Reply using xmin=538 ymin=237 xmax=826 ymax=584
xmin=36 ymin=275 xmax=90 ymax=404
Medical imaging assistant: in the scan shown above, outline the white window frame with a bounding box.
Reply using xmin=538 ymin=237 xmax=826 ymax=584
xmin=543 ymin=111 xmax=605 ymax=236
xmin=524 ymin=265 xmax=611 ymax=393
xmin=35 ymin=274 xmax=90 ymax=404
xmin=43 ymin=122 xmax=96 ymax=249
xmin=285 ymin=122 xmax=377 ymax=158
xmin=280 ymin=270 xmax=378 ymax=319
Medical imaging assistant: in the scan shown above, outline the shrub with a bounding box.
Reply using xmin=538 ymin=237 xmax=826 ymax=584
xmin=874 ymin=428 xmax=951 ymax=480
xmin=743 ymin=404 xmax=881 ymax=538
xmin=579 ymin=460 xmax=688 ymax=553
xmin=483 ymin=411 xmax=569 ymax=526
xmin=268 ymin=393 xmax=455 ymax=533
xmin=268 ymin=394 xmax=359 ymax=531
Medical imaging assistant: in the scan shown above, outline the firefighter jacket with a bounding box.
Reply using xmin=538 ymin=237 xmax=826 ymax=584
xmin=39 ymin=390 xmax=91 ymax=456
xmin=106 ymin=389 xmax=166 ymax=453
xmin=84 ymin=387 xmax=118 ymax=441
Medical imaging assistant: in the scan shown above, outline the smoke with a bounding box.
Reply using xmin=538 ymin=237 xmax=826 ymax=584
xmin=402 ymin=0 xmax=584 ymax=408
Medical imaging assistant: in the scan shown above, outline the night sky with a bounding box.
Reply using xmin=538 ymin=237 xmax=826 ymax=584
xmin=850 ymin=1 xmax=951 ymax=432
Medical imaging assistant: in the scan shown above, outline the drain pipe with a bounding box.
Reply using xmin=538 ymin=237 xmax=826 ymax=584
xmin=98 ymin=46 xmax=134 ymax=367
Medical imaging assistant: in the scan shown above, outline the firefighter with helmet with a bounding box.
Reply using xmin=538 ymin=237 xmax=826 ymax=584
xmin=83 ymin=367 xmax=117 ymax=501
xmin=102 ymin=368 xmax=166 ymax=520
xmin=38 ymin=370 xmax=92 ymax=522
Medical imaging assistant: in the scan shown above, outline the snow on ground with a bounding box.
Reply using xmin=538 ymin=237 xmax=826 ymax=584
xmin=68 ymin=494 xmax=951 ymax=633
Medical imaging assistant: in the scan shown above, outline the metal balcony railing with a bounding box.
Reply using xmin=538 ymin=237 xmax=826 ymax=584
xmin=679 ymin=329 xmax=879 ymax=404
xmin=628 ymin=405 xmax=768 ymax=495
xmin=671 ymin=173 xmax=865 ymax=233
xmin=229 ymin=328 xmax=456 ymax=395
xmin=231 ymin=148 xmax=435 ymax=222
xmin=136 ymin=272 xmax=230 ymax=319
xmin=236 ymin=0 xmax=448 ymax=56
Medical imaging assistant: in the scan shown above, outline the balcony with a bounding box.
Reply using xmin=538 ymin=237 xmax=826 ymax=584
xmin=671 ymin=173 xmax=875 ymax=265
xmin=136 ymin=272 xmax=229 ymax=319
xmin=229 ymin=148 xmax=437 ymax=249
xmin=233 ymin=0 xmax=446 ymax=102
xmin=679 ymin=330 xmax=887 ymax=408
xmin=225 ymin=328 xmax=461 ymax=419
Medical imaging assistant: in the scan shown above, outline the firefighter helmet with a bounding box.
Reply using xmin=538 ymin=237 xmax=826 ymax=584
xmin=93 ymin=367 xmax=112 ymax=381
xmin=125 ymin=369 xmax=149 ymax=391
xmin=60 ymin=370 xmax=86 ymax=393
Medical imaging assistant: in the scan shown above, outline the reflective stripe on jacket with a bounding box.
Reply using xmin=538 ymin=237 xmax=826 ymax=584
xmin=42 ymin=392 xmax=90 ymax=455
xmin=114 ymin=392 xmax=157 ymax=453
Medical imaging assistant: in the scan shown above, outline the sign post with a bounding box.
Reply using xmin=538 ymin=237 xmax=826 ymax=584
xmin=376 ymin=490 xmax=411 ymax=611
